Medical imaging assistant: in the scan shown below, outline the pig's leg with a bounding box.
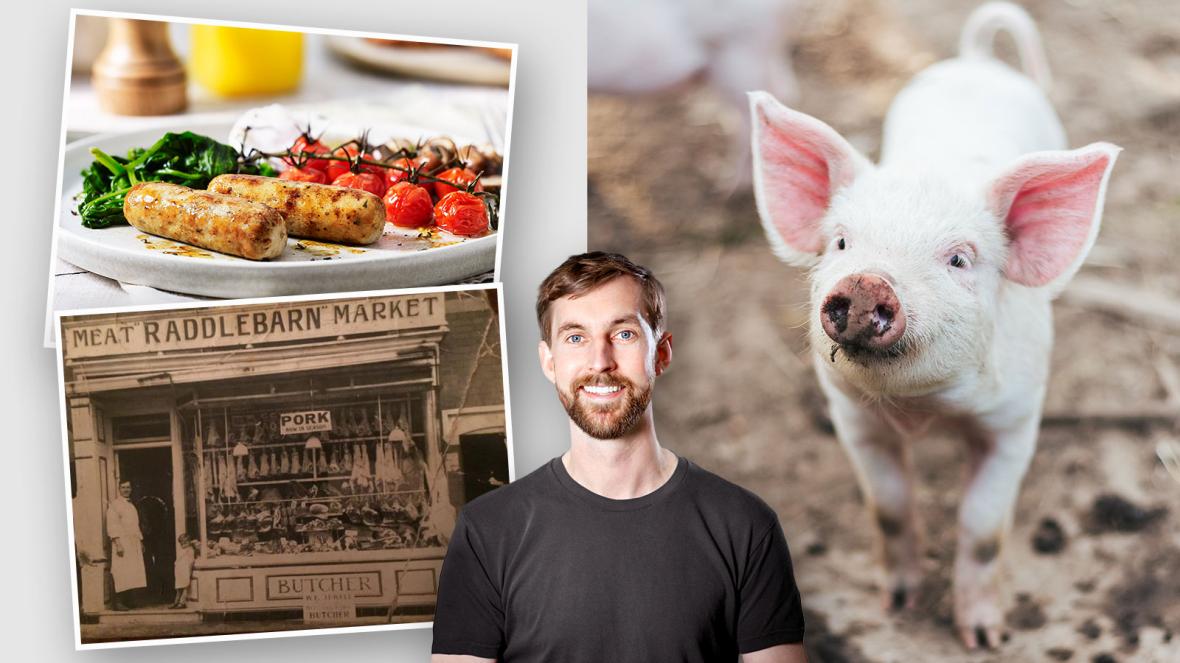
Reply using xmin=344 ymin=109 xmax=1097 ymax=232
xmin=826 ymin=387 xmax=924 ymax=610
xmin=953 ymin=416 xmax=1038 ymax=650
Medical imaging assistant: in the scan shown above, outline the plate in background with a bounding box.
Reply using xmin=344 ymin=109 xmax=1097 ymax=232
xmin=325 ymin=36 xmax=511 ymax=86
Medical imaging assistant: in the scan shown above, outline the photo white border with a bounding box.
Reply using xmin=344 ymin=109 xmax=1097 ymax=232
xmin=56 ymin=280 xmax=516 ymax=650
xmin=43 ymin=8 xmax=518 ymax=348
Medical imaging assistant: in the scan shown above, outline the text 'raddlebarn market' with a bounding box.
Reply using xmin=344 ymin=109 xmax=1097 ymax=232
xmin=62 ymin=294 xmax=446 ymax=359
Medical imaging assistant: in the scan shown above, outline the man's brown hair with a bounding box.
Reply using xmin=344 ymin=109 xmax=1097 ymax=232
xmin=536 ymin=252 xmax=667 ymax=344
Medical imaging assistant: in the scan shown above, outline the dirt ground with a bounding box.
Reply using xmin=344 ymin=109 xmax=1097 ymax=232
xmin=589 ymin=1 xmax=1180 ymax=661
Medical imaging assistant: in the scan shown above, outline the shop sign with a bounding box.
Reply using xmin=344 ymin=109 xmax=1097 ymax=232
xmin=267 ymin=571 xmax=382 ymax=601
xmin=61 ymin=294 xmax=446 ymax=359
xmin=303 ymin=591 xmax=357 ymax=623
xmin=279 ymin=410 xmax=332 ymax=435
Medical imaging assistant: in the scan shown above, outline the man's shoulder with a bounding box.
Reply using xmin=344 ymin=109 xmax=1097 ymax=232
xmin=458 ymin=459 xmax=559 ymax=527
xmin=681 ymin=457 xmax=780 ymax=533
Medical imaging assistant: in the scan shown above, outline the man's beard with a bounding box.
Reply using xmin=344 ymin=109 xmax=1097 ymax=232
xmin=557 ymin=374 xmax=651 ymax=440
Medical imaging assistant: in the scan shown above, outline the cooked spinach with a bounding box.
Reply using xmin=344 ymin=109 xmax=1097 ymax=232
xmin=77 ymin=131 xmax=276 ymax=229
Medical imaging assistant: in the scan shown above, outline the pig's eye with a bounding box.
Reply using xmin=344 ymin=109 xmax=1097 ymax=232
xmin=836 ymin=237 xmax=846 ymax=250
xmin=948 ymin=253 xmax=971 ymax=269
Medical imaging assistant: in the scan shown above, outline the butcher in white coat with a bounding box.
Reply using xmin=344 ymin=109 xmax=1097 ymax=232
xmin=105 ymin=480 xmax=146 ymax=611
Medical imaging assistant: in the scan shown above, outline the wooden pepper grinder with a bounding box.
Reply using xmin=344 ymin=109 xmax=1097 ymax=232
xmin=92 ymin=19 xmax=187 ymax=116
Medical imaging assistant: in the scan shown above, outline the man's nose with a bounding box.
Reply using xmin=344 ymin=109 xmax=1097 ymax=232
xmin=587 ymin=338 xmax=617 ymax=372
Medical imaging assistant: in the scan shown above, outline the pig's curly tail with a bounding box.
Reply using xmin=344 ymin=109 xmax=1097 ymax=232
xmin=959 ymin=1 xmax=1052 ymax=93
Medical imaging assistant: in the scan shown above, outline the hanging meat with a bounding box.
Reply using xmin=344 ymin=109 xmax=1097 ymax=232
xmin=247 ymin=451 xmax=260 ymax=480
xmin=348 ymin=443 xmax=365 ymax=490
xmin=342 ymin=443 xmax=353 ymax=473
xmin=291 ymin=445 xmax=302 ymax=475
xmin=253 ymin=419 xmax=266 ymax=446
xmin=357 ymin=407 xmax=373 ymax=438
xmin=259 ymin=448 xmax=271 ymax=477
xmin=395 ymin=442 xmax=407 ymax=484
xmin=208 ymin=421 xmax=222 ymax=448
xmin=328 ymin=445 xmax=341 ymax=474
xmin=374 ymin=440 xmax=387 ymax=487
xmin=225 ymin=452 xmax=239 ymax=501
xmin=363 ymin=443 xmax=374 ymax=485
xmin=385 ymin=441 xmax=399 ymax=486
xmin=317 ymin=447 xmax=330 ymax=474
xmin=202 ymin=455 xmax=213 ymax=500
xmin=402 ymin=442 xmax=425 ymax=492
xmin=387 ymin=441 xmax=400 ymax=485
xmin=214 ymin=453 xmax=225 ymax=495
xmin=279 ymin=447 xmax=290 ymax=475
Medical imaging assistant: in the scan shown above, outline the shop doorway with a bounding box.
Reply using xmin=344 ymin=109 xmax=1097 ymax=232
xmin=458 ymin=432 xmax=508 ymax=503
xmin=116 ymin=447 xmax=175 ymax=607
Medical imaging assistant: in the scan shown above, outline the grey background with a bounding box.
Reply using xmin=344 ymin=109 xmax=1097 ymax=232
xmin=0 ymin=0 xmax=584 ymax=659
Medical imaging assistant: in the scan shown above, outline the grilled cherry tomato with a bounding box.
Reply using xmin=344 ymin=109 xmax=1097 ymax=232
xmin=332 ymin=171 xmax=386 ymax=197
xmin=434 ymin=191 xmax=489 ymax=237
xmin=383 ymin=181 xmax=434 ymax=228
xmin=286 ymin=135 xmax=331 ymax=172
xmin=278 ymin=166 xmax=328 ymax=184
xmin=385 ymin=157 xmax=422 ymax=187
xmin=326 ymin=144 xmax=383 ymax=181
xmin=432 ymin=167 xmax=483 ymax=198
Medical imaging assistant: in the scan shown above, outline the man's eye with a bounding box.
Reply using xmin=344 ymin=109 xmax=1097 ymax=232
xmin=566 ymin=334 xmax=583 ymax=344
xmin=616 ymin=330 xmax=635 ymax=341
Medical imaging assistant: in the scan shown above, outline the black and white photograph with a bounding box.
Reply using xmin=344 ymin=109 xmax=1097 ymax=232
xmin=57 ymin=285 xmax=510 ymax=647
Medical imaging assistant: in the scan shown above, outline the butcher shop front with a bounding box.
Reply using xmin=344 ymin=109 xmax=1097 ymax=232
xmin=60 ymin=288 xmax=509 ymax=638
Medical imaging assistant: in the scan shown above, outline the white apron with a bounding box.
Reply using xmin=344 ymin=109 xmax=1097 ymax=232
xmin=106 ymin=496 xmax=147 ymax=593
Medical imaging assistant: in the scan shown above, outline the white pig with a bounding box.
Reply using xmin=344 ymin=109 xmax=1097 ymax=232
xmin=749 ymin=2 xmax=1119 ymax=650
xmin=589 ymin=0 xmax=798 ymax=184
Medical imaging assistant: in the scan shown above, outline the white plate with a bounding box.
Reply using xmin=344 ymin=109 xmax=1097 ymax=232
xmin=56 ymin=123 xmax=497 ymax=299
xmin=325 ymin=37 xmax=511 ymax=86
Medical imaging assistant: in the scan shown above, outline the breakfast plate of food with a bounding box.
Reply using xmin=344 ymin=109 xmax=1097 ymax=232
xmin=55 ymin=113 xmax=504 ymax=299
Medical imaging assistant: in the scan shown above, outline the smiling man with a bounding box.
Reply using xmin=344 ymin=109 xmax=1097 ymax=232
xmin=431 ymin=252 xmax=807 ymax=663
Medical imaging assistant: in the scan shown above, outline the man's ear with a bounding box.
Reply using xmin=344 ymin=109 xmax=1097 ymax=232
xmin=538 ymin=340 xmax=556 ymax=385
xmin=654 ymin=332 xmax=673 ymax=376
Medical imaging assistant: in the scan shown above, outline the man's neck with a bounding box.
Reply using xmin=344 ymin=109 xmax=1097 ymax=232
xmin=562 ymin=415 xmax=676 ymax=500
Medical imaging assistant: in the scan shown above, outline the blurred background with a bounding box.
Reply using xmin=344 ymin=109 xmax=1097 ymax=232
xmin=68 ymin=14 xmax=510 ymax=142
xmin=589 ymin=0 xmax=1180 ymax=660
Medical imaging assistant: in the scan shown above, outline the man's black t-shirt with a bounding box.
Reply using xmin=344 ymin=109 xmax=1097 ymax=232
xmin=431 ymin=456 xmax=805 ymax=662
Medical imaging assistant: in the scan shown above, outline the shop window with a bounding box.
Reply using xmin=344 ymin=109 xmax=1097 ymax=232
xmin=188 ymin=387 xmax=439 ymax=559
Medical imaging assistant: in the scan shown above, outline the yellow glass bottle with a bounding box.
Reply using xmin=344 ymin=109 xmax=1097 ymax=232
xmin=190 ymin=26 xmax=303 ymax=97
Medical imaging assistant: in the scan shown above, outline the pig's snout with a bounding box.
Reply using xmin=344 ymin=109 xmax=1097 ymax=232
xmin=821 ymin=274 xmax=906 ymax=351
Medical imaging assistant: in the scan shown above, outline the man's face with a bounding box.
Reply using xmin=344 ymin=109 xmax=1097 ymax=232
xmin=119 ymin=482 xmax=132 ymax=498
xmin=539 ymin=277 xmax=671 ymax=440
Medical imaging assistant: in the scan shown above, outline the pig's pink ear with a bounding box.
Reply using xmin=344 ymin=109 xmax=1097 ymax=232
xmin=988 ymin=143 xmax=1121 ymax=290
xmin=750 ymin=91 xmax=871 ymax=266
